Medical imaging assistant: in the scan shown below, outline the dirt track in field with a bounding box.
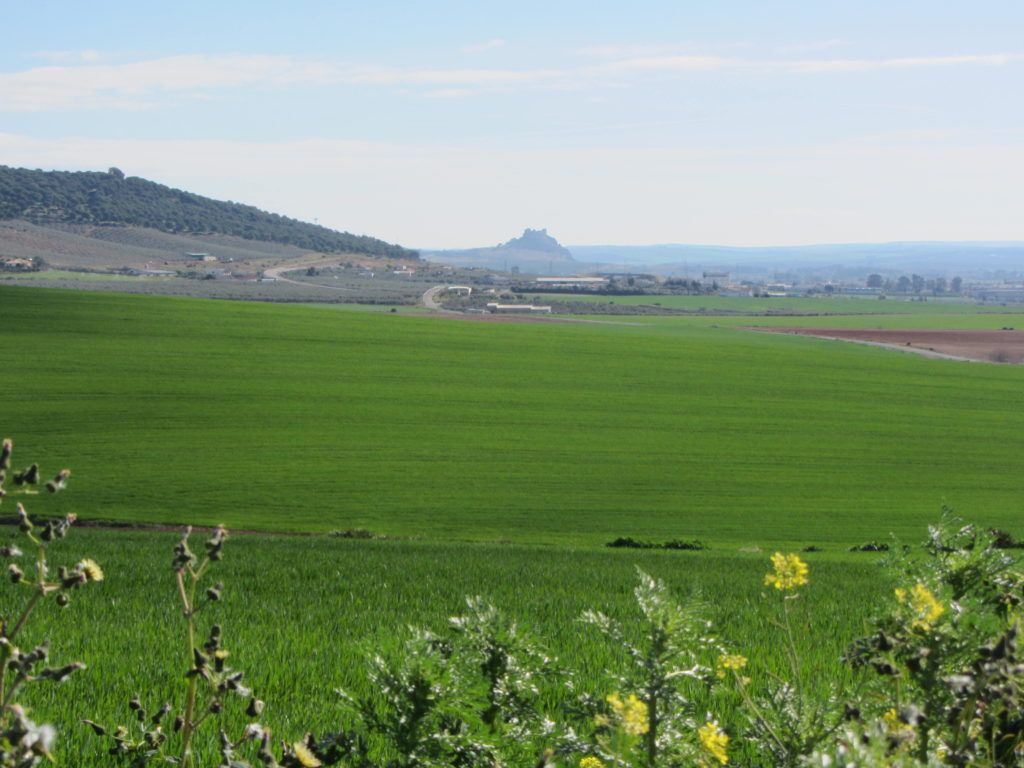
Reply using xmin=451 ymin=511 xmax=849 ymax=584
xmin=753 ymin=327 xmax=1024 ymax=364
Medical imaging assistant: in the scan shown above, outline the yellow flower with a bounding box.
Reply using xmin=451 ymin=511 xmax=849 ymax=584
xmin=895 ymin=583 xmax=945 ymax=631
xmin=883 ymin=708 xmax=914 ymax=735
xmin=292 ymin=742 xmax=321 ymax=768
xmin=882 ymin=708 xmax=915 ymax=747
xmin=715 ymin=653 xmax=748 ymax=678
xmin=698 ymin=721 xmax=729 ymax=766
xmin=579 ymin=757 xmax=604 ymax=768
xmin=606 ymin=692 xmax=649 ymax=736
xmin=764 ymin=553 xmax=809 ymax=591
xmin=77 ymin=558 xmax=103 ymax=582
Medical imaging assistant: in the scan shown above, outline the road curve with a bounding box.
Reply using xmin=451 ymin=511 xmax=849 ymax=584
xmin=263 ymin=259 xmax=356 ymax=291
xmin=422 ymin=285 xmax=463 ymax=314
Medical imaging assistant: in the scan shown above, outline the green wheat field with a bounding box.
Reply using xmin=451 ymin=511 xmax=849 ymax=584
xmin=2 ymin=284 xmax=1023 ymax=764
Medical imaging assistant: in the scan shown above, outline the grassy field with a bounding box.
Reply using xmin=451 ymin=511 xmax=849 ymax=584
xmin=0 ymin=272 xmax=414 ymax=303
xmin=2 ymin=283 xmax=1021 ymax=765
xmin=3 ymin=284 xmax=1024 ymax=547
xmin=1 ymin=523 xmax=894 ymax=766
xmin=1 ymin=269 xmax=150 ymax=281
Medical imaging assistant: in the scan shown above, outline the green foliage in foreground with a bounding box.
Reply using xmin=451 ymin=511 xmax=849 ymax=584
xmin=6 ymin=527 xmax=889 ymax=764
xmin=4 ymin=285 xmax=1024 ymax=545
xmin=2 ymin=466 xmax=1021 ymax=767
xmin=0 ymin=449 xmax=883 ymax=766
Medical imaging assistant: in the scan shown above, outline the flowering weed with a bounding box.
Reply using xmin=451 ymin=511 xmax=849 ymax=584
xmin=0 ymin=439 xmax=89 ymax=767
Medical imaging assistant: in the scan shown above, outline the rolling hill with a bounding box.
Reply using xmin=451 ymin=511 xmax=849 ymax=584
xmin=0 ymin=165 xmax=417 ymax=261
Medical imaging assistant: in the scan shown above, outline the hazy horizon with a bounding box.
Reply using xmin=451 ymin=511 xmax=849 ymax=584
xmin=423 ymin=235 xmax=1024 ymax=252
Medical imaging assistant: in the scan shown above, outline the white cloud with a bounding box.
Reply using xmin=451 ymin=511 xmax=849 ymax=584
xmin=590 ymin=54 xmax=739 ymax=73
xmin=0 ymin=54 xmax=576 ymax=110
xmin=340 ymin=65 xmax=567 ymax=85
xmin=460 ymin=39 xmax=506 ymax=53
xmin=0 ymin=50 xmax=1019 ymax=112
xmin=0 ymin=54 xmax=340 ymax=112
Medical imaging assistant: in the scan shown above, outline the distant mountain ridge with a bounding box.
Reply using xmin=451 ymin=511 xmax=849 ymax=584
xmin=0 ymin=165 xmax=417 ymax=259
xmin=567 ymin=241 xmax=1024 ymax=278
xmin=428 ymin=233 xmax=1024 ymax=278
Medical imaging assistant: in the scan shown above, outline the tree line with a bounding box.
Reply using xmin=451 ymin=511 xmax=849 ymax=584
xmin=867 ymin=273 xmax=962 ymax=295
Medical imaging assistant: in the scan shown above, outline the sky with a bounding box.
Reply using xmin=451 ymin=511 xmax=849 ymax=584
xmin=2 ymin=1 xmax=1022 ymax=250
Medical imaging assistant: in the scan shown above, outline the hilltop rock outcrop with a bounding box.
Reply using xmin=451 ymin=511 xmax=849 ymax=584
xmin=497 ymin=228 xmax=572 ymax=258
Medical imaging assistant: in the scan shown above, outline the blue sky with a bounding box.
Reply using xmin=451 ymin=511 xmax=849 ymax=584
xmin=2 ymin=1 xmax=1022 ymax=249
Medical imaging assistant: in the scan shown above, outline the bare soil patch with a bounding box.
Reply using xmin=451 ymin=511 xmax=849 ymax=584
xmin=754 ymin=327 xmax=1024 ymax=364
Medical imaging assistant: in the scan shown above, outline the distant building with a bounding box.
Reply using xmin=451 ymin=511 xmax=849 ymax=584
xmin=534 ymin=276 xmax=607 ymax=289
xmin=187 ymin=253 xmax=216 ymax=262
xmin=971 ymin=287 xmax=1024 ymax=302
xmin=447 ymin=285 xmax=472 ymax=296
xmin=486 ymin=303 xmax=552 ymax=314
xmin=0 ymin=258 xmax=34 ymax=271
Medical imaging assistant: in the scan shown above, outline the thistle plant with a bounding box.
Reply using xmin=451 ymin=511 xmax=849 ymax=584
xmin=580 ymin=569 xmax=723 ymax=768
xmin=849 ymin=518 xmax=1024 ymax=765
xmin=0 ymin=438 xmax=91 ymax=767
xmin=447 ymin=597 xmax=558 ymax=748
xmin=805 ymin=718 xmax=946 ymax=768
xmin=334 ymin=625 xmax=498 ymax=768
xmin=331 ymin=598 xmax=562 ymax=768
